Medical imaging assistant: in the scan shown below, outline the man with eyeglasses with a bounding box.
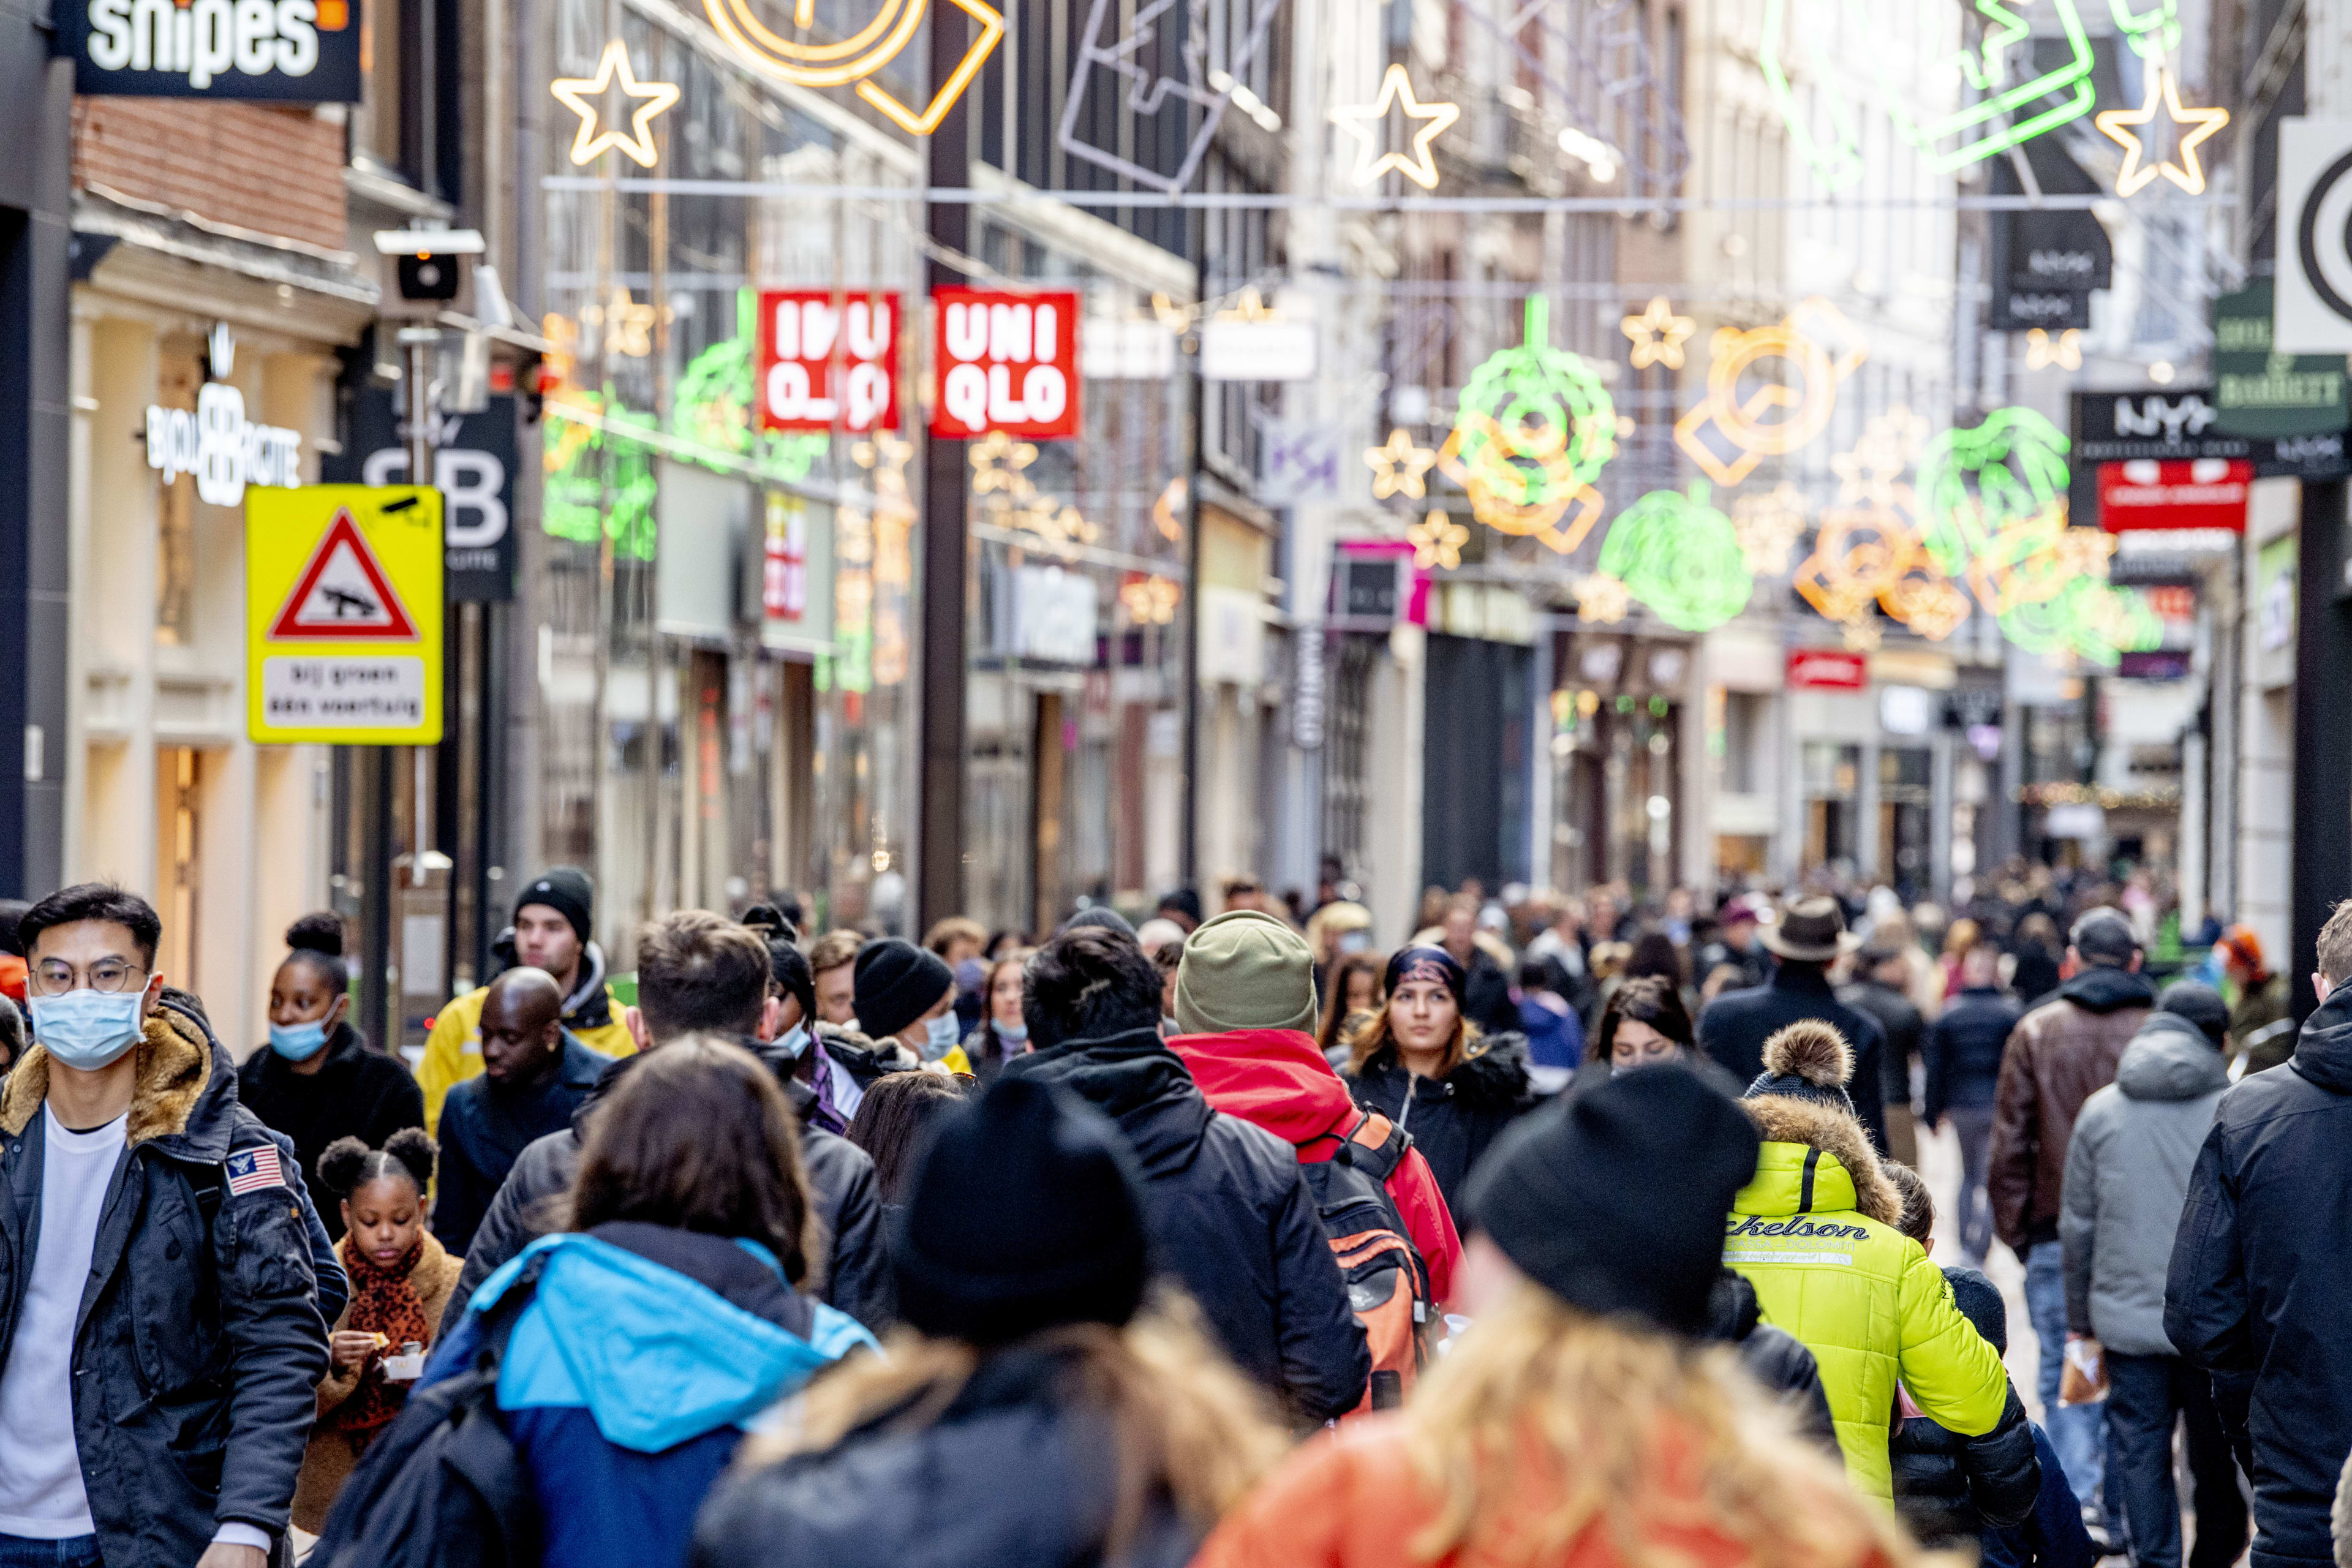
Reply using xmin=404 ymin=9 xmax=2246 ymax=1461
xmin=0 ymin=884 xmax=332 ymax=1568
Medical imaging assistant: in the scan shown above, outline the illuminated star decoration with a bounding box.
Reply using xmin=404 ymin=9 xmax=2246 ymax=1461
xmin=1730 ymin=484 xmax=1811 ymax=575
xmin=1330 ymin=65 xmax=1461 ymax=189
xmin=580 ymin=285 xmax=662 ymax=357
xmin=968 ymin=430 xmax=1038 ymax=492
xmin=1408 ymin=511 xmax=1469 ymax=569
xmin=2026 ymin=327 xmax=2084 ymax=370
xmin=551 ymin=40 xmax=680 ymax=169
xmin=1365 ymin=428 xmax=1438 ymax=500
xmin=1830 ymin=405 xmax=1930 ymax=510
xmin=2095 ymin=66 xmax=2228 ymax=196
xmin=1621 ymin=297 xmax=1696 ymax=369
xmin=1576 ymin=573 xmax=1631 ymax=624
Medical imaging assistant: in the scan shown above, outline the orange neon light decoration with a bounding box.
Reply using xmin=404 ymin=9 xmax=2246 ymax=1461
xmin=701 ymin=0 xmax=1004 ymax=135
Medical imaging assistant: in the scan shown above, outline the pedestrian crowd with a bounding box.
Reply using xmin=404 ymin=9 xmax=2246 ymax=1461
xmin=0 ymin=856 xmax=2338 ymax=1568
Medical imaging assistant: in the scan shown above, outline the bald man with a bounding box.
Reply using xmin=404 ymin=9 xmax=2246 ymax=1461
xmin=432 ymin=968 xmax=605 ymax=1254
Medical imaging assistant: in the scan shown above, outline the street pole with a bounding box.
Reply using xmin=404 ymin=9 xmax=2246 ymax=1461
xmin=916 ymin=15 xmax=971 ymax=929
xmin=2290 ymin=477 xmax=2351 ymax=1024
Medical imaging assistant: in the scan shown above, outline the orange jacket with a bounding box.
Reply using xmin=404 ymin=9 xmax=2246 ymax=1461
xmin=1197 ymin=1412 xmax=1901 ymax=1568
xmin=1168 ymin=1028 xmax=1462 ymax=1305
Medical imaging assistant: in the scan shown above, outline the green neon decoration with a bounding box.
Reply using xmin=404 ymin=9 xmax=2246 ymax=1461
xmin=1597 ymin=482 xmax=1755 ymax=631
xmin=543 ymin=392 xmax=658 ymax=561
xmin=1760 ymin=0 xmax=2095 ymax=189
xmin=1998 ymin=580 xmax=2164 ymax=667
xmin=673 ymin=290 xmax=830 ymax=481
xmin=2107 ymin=0 xmax=2179 ymax=58
xmin=1443 ymin=296 xmax=1618 ymax=514
xmin=1914 ymin=407 xmax=2072 ymax=577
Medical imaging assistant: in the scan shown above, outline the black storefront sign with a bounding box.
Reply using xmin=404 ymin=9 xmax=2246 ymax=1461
xmin=2212 ymin=279 xmax=2352 ymax=439
xmin=1991 ymin=287 xmax=2092 ymax=331
xmin=2070 ymin=388 xmax=2350 ymax=524
xmin=1988 ymin=140 xmax=2109 ymax=332
xmin=322 ymin=390 xmax=518 ymax=601
xmin=60 ymin=0 xmax=362 ymax=99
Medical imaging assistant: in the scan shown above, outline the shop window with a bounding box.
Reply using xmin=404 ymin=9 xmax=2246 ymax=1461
xmin=154 ymin=349 xmax=202 ymax=646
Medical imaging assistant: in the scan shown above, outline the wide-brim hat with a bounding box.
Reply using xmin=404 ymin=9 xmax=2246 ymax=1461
xmin=1758 ymin=895 xmax=1862 ymax=962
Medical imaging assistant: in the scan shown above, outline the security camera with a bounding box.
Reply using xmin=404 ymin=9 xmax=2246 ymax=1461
xmin=374 ymin=228 xmax=486 ymax=305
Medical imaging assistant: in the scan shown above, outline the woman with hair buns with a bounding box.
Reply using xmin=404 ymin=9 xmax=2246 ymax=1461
xmin=293 ymin=1128 xmax=456 ymax=1532
xmin=239 ymin=913 xmax=424 ymax=1240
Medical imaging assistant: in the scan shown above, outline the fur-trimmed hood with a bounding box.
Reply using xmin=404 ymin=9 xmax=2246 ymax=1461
xmin=1738 ymin=1092 xmax=1902 ymax=1226
xmin=1 ymin=996 xmax=233 ymax=1154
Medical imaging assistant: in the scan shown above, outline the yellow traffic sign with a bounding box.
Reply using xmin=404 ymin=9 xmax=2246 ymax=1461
xmin=247 ymin=486 xmax=443 ymax=745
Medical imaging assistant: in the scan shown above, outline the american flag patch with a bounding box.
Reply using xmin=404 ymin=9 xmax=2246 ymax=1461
xmin=225 ymin=1145 xmax=285 ymax=1196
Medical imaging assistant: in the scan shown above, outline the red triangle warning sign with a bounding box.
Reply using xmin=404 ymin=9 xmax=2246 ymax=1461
xmin=267 ymin=510 xmax=419 ymax=641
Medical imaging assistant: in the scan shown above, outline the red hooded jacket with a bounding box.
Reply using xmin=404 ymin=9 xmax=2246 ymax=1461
xmin=1169 ymin=1028 xmax=1461 ymax=1306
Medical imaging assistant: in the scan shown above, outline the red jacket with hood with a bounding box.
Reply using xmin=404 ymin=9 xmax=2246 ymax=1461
xmin=1169 ymin=1028 xmax=1462 ymax=1305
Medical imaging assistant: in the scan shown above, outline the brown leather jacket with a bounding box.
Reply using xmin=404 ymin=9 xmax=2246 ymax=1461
xmin=1986 ymin=964 xmax=2156 ymax=1251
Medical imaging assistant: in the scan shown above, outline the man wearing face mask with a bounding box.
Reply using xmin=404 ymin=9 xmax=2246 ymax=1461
xmin=429 ymin=970 xmax=601 ymax=1256
xmin=0 ymin=884 xmax=332 ymax=1568
xmin=238 ymin=913 xmax=424 ymax=1242
xmin=848 ymin=939 xmax=968 ymax=1079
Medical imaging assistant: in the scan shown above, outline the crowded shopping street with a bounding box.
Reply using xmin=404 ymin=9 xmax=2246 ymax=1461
xmin=0 ymin=0 xmax=2348 ymax=1562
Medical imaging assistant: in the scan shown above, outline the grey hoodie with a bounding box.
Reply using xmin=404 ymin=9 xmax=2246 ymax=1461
xmin=2060 ymin=1011 xmax=2229 ymax=1354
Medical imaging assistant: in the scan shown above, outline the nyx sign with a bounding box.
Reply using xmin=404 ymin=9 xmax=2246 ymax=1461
xmin=1989 ymin=288 xmax=2090 ymax=331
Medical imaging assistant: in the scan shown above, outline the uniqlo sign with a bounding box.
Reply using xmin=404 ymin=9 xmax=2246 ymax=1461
xmin=756 ymin=290 xmax=900 ymax=433
xmin=930 ymin=288 xmax=1082 ymax=439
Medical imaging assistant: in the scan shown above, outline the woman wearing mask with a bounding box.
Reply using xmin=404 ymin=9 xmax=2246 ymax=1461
xmin=1341 ymin=946 xmax=1532 ymax=1210
xmin=239 ymin=913 xmax=424 ymax=1240
xmin=293 ymin=1129 xmax=456 ymax=1533
xmin=1316 ymin=952 xmax=1383 ymax=1068
xmin=374 ymin=1038 xmax=878 ymax=1568
xmin=694 ymin=1076 xmax=1286 ymax=1568
xmin=963 ymin=951 xmax=1034 ymax=1080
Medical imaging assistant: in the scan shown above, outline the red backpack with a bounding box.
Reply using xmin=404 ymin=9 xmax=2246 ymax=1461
xmin=1298 ymin=1109 xmax=1431 ymax=1415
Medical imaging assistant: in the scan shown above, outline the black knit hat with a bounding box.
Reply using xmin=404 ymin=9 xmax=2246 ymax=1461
xmin=2157 ymin=980 xmax=2230 ymax=1052
xmin=514 ymin=867 xmax=595 ymax=945
xmin=1943 ymin=1265 xmax=2007 ymax=1355
xmin=1468 ymin=1065 xmax=1758 ymax=1335
xmin=853 ymin=938 xmax=954 ymax=1041
xmin=1384 ymin=945 xmax=1466 ymax=1006
xmin=894 ymin=1076 xmax=1150 ymax=1344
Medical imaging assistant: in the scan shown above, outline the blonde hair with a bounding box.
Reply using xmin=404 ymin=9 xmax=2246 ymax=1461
xmin=739 ymin=1293 xmax=1285 ymax=1552
xmin=1403 ymin=1284 xmax=1923 ymax=1568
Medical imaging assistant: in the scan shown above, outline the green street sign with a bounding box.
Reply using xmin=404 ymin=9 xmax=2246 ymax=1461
xmin=2212 ymin=279 xmax=2351 ymax=440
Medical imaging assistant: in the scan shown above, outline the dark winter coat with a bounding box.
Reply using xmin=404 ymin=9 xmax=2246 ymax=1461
xmin=692 ymin=1342 xmax=1201 ymax=1568
xmin=443 ymin=1046 xmax=889 ymax=1331
xmin=1923 ymin=986 xmax=2022 ymax=1126
xmin=1988 ymin=964 xmax=2154 ymax=1251
xmin=1459 ymin=948 xmax=1521 ymax=1039
xmin=429 ymin=1030 xmax=603 ymax=1257
xmin=1698 ymin=964 xmax=1889 ymax=1152
xmin=0 ymin=1001 xmax=333 ymax=1567
xmin=1840 ymin=978 xmax=1923 ymax=1110
xmin=2166 ymin=983 xmax=2352 ymax=1568
xmin=1703 ymin=1269 xmax=1838 ymax=1456
xmin=237 ymin=1020 xmax=424 ymax=1240
xmin=1888 ymin=1263 xmax=2041 ymax=1551
xmin=1343 ymin=1031 xmax=1535 ymax=1210
xmin=1006 ymin=1027 xmax=1370 ymax=1422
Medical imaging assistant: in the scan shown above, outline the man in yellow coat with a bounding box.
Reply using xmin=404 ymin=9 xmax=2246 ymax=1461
xmin=415 ymin=867 xmax=635 ymax=1134
xmin=1724 ymin=1019 xmax=2015 ymax=1500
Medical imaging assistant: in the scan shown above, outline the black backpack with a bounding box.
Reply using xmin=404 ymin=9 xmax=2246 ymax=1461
xmin=1297 ymin=1109 xmax=1430 ymax=1413
xmin=309 ymin=1269 xmax=544 ymax=1568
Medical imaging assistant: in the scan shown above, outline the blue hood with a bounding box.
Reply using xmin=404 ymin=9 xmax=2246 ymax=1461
xmin=471 ymin=1232 xmax=875 ymax=1453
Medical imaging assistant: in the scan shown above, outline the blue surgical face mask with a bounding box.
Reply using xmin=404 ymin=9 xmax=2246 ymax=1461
xmin=268 ymin=1020 xmax=330 ymax=1061
xmin=924 ymin=1012 xmax=962 ymax=1058
xmin=771 ymin=1022 xmax=810 ymax=1060
xmin=29 ymin=989 xmax=146 ymax=1072
xmin=996 ymin=1019 xmax=1029 ymax=1044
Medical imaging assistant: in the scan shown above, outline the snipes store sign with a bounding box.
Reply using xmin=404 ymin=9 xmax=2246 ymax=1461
xmin=61 ymin=0 xmax=361 ymax=99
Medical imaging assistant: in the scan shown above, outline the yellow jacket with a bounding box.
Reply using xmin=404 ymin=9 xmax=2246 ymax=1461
xmin=416 ymin=958 xmax=635 ymax=1135
xmin=1724 ymin=1093 xmax=2011 ymax=1500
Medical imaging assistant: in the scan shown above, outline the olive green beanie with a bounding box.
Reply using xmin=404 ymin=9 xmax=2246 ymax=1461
xmin=1174 ymin=909 xmax=1317 ymax=1036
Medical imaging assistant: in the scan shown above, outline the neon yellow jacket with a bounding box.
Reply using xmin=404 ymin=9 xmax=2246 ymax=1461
xmin=416 ymin=957 xmax=636 ymax=1136
xmin=1724 ymin=1095 xmax=2012 ymax=1501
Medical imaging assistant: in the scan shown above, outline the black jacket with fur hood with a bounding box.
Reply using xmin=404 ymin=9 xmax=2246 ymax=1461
xmin=1344 ymin=1031 xmax=1535 ymax=1209
xmin=0 ymin=996 xmax=334 ymax=1565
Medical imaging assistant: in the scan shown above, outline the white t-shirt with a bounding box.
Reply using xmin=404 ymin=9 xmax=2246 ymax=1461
xmin=0 ymin=1105 xmax=127 ymax=1538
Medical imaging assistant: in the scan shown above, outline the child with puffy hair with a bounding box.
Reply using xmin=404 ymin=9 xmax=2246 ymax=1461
xmin=292 ymin=1128 xmax=459 ymax=1532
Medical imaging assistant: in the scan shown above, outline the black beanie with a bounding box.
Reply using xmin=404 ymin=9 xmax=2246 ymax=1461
xmin=514 ymin=867 xmax=595 ymax=946
xmin=1059 ymin=905 xmax=1137 ymax=939
xmin=853 ymin=938 xmax=954 ymax=1041
xmin=894 ymin=1077 xmax=1150 ymax=1344
xmin=1468 ymin=1065 xmax=1759 ymax=1335
xmin=1943 ymin=1265 xmax=2007 ymax=1355
xmin=2157 ymin=980 xmax=2230 ymax=1052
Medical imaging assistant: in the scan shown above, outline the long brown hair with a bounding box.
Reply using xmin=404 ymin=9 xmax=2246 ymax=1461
xmin=568 ymin=1035 xmax=820 ymax=1286
xmin=1317 ymin=953 xmax=1384 ymax=1058
xmin=1586 ymin=975 xmax=1696 ymax=1065
xmin=739 ymin=1292 xmax=1285 ymax=1554
xmin=1345 ymin=989 xmax=1478 ymax=1079
xmin=1404 ymin=1284 xmax=1921 ymax=1568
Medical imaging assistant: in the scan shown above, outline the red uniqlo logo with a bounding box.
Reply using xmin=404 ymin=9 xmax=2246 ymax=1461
xmin=930 ymin=288 xmax=1082 ymax=440
xmin=756 ymin=290 xmax=900 ymax=434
